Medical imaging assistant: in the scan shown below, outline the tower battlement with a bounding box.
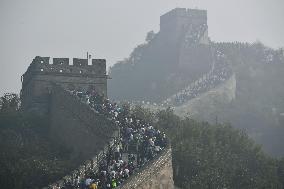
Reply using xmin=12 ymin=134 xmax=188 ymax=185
xmin=32 ymin=56 xmax=106 ymax=66
xmin=27 ymin=56 xmax=106 ymax=75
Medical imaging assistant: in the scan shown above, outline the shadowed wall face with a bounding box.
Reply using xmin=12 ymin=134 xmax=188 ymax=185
xmin=49 ymin=85 xmax=116 ymax=160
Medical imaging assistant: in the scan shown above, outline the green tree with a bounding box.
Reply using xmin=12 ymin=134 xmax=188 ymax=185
xmin=153 ymin=108 xmax=283 ymax=188
xmin=0 ymin=93 xmax=20 ymax=113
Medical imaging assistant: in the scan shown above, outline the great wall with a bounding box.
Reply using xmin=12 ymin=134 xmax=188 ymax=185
xmin=21 ymin=53 xmax=175 ymax=189
xmin=20 ymin=8 xmax=238 ymax=189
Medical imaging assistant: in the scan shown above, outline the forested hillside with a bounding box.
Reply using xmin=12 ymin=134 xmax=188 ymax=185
xmin=0 ymin=94 xmax=76 ymax=188
xmin=130 ymin=105 xmax=284 ymax=188
xmin=108 ymin=26 xmax=284 ymax=156
xmin=210 ymin=42 xmax=284 ymax=156
xmin=2 ymin=93 xmax=284 ymax=188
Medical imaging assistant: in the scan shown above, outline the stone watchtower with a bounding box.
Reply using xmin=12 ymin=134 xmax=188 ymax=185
xmin=158 ymin=8 xmax=211 ymax=78
xmin=21 ymin=56 xmax=107 ymax=114
xmin=160 ymin=8 xmax=209 ymax=44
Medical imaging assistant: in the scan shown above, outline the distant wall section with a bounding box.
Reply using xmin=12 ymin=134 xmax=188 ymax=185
xmin=174 ymin=73 xmax=236 ymax=122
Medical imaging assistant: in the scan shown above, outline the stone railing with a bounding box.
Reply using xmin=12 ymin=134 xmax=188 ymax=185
xmin=43 ymin=132 xmax=120 ymax=189
xmin=119 ymin=145 xmax=173 ymax=189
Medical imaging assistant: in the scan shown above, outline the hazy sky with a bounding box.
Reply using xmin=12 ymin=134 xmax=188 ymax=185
xmin=0 ymin=0 xmax=284 ymax=95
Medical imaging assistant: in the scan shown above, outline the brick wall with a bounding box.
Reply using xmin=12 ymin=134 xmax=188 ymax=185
xmin=49 ymin=84 xmax=116 ymax=160
xmin=119 ymin=146 xmax=174 ymax=189
xmin=44 ymin=85 xmax=174 ymax=189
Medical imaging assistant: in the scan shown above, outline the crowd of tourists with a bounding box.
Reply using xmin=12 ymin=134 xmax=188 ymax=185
xmin=214 ymin=41 xmax=284 ymax=65
xmin=165 ymin=57 xmax=232 ymax=106
xmin=57 ymin=90 xmax=167 ymax=189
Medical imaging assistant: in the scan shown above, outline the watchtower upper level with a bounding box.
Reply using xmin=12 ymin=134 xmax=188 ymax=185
xmin=160 ymin=8 xmax=207 ymax=31
xmin=21 ymin=56 xmax=108 ymax=114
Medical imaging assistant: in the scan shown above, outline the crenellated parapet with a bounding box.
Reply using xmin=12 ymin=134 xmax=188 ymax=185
xmin=24 ymin=56 xmax=106 ymax=79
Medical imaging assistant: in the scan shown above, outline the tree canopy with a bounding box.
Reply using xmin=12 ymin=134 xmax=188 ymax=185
xmin=140 ymin=106 xmax=284 ymax=188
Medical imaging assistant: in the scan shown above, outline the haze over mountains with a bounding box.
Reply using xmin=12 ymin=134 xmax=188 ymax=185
xmin=1 ymin=0 xmax=284 ymax=96
xmin=1 ymin=3 xmax=284 ymax=188
xmin=109 ymin=8 xmax=284 ymax=156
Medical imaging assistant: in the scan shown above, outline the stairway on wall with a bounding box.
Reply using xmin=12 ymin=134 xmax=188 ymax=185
xmin=45 ymin=85 xmax=174 ymax=189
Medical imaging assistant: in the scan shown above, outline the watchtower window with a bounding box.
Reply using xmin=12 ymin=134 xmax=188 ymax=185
xmin=60 ymin=69 xmax=63 ymax=73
